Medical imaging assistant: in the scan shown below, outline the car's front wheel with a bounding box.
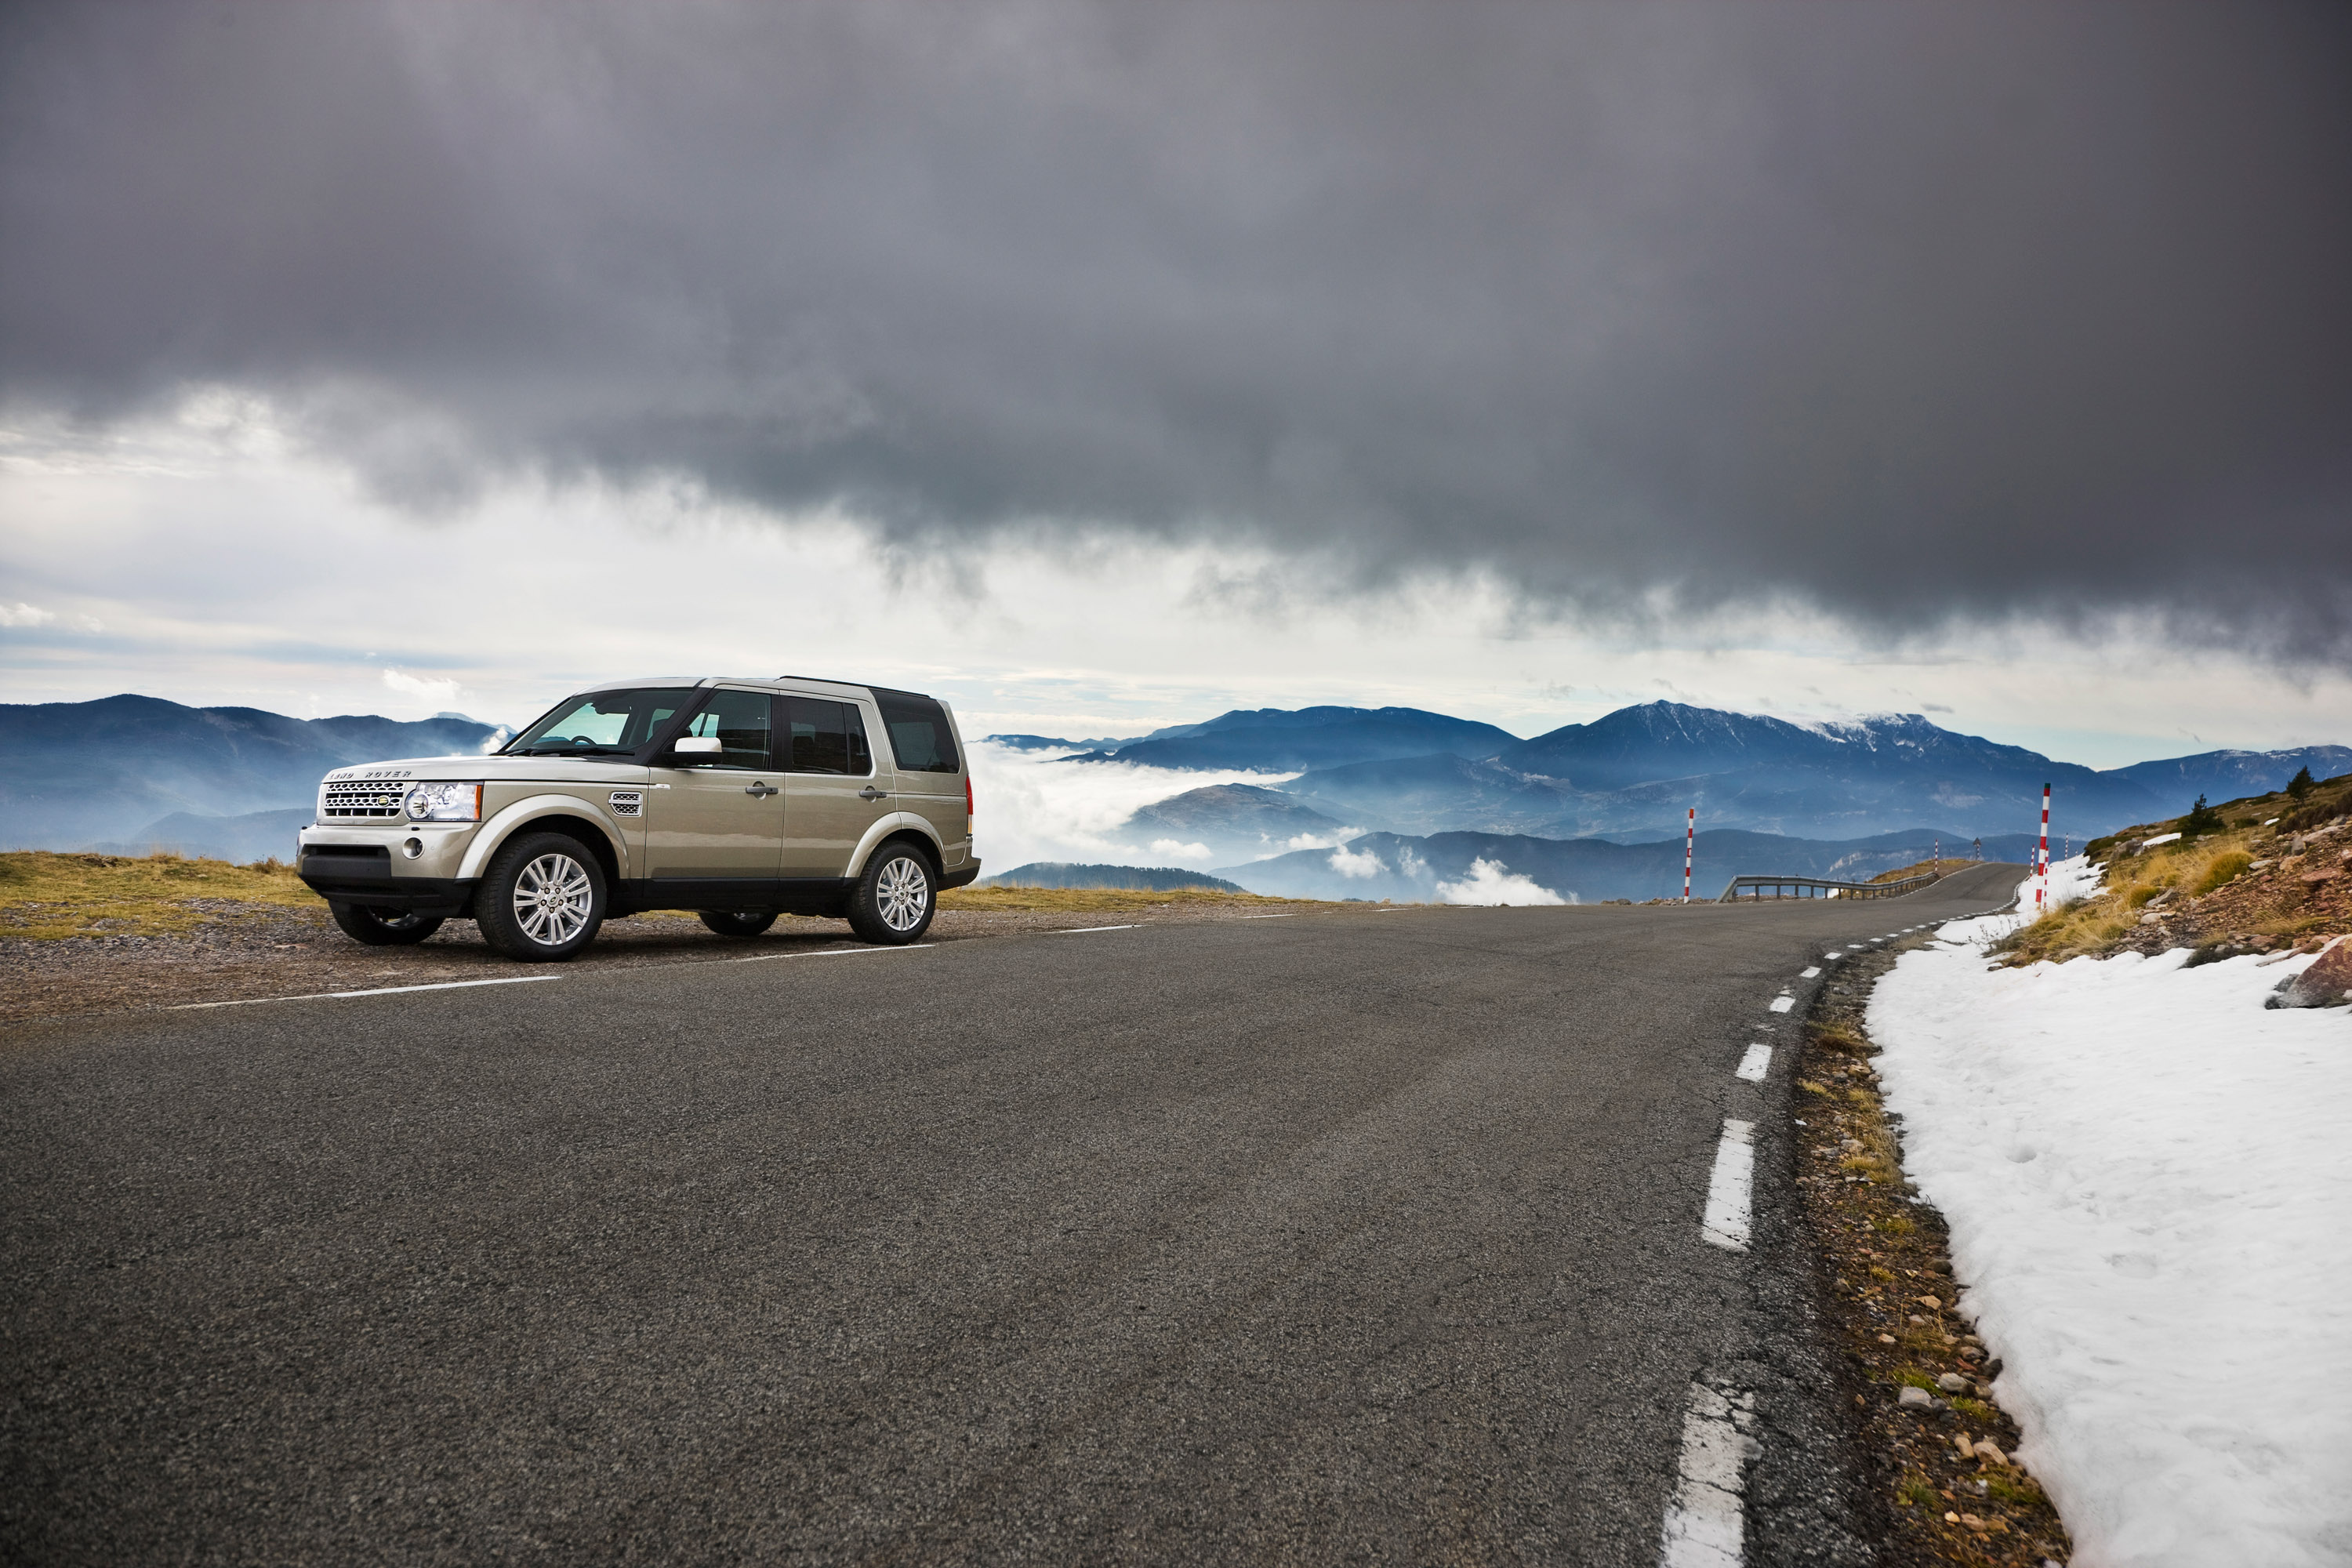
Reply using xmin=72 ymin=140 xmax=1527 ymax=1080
xmin=699 ymin=910 xmax=779 ymax=938
xmin=328 ymin=902 xmax=445 ymax=946
xmin=476 ymin=832 xmax=607 ymax=961
xmin=847 ymin=844 xmax=936 ymax=945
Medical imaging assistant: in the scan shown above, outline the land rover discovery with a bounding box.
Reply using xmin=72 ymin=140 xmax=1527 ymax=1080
xmin=296 ymin=677 xmax=978 ymax=960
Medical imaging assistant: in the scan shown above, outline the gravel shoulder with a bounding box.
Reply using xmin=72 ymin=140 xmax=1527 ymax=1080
xmin=0 ymin=894 xmax=1374 ymax=1025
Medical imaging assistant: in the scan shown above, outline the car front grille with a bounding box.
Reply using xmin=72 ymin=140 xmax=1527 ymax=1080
xmin=321 ymin=782 xmax=407 ymax=820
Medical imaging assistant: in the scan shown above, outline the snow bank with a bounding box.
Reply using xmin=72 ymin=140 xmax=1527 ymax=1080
xmin=1867 ymin=880 xmax=2352 ymax=1566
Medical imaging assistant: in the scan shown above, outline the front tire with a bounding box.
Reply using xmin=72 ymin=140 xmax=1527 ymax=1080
xmin=328 ymin=902 xmax=445 ymax=946
xmin=847 ymin=844 xmax=937 ymax=945
xmin=476 ymin=832 xmax=607 ymax=961
xmin=699 ymin=910 xmax=779 ymax=938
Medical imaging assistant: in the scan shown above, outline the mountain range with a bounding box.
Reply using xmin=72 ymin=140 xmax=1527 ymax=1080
xmin=0 ymin=695 xmax=504 ymax=851
xmin=1003 ymin=701 xmax=2348 ymax=848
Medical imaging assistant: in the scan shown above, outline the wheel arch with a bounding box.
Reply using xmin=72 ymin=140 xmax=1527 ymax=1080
xmin=459 ymin=799 xmax=626 ymax=887
xmin=846 ymin=813 xmax=945 ymax=877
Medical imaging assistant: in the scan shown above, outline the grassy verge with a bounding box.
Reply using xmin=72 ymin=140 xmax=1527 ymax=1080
xmin=1870 ymin=858 xmax=1975 ymax=884
xmin=1798 ymin=941 xmax=2074 ymax=1565
xmin=0 ymin=851 xmax=324 ymax=940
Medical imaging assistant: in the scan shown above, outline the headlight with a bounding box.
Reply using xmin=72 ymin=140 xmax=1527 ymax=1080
xmin=405 ymin=782 xmax=483 ymax=822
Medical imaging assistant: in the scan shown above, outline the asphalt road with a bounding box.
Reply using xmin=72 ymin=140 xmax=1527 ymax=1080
xmin=1 ymin=865 xmax=2021 ymax=1566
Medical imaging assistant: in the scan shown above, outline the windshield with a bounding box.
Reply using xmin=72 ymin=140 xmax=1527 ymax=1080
xmin=506 ymin=688 xmax=697 ymax=756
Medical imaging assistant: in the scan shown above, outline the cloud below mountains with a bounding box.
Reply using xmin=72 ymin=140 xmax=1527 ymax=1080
xmin=5 ymin=2 xmax=2350 ymax=653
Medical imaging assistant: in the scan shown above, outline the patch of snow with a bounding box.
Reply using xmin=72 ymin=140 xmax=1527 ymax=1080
xmin=1433 ymin=856 xmax=1566 ymax=906
xmin=1867 ymin=898 xmax=2352 ymax=1567
xmin=2140 ymin=831 xmax=2183 ymax=848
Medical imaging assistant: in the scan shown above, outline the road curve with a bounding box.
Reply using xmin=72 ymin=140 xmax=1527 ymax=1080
xmin=0 ymin=865 xmax=2020 ymax=1566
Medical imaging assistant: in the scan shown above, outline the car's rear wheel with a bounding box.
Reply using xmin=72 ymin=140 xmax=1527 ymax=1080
xmin=699 ymin=910 xmax=779 ymax=938
xmin=328 ymin=902 xmax=445 ymax=946
xmin=476 ymin=832 xmax=606 ymax=961
xmin=847 ymin=843 xmax=936 ymax=945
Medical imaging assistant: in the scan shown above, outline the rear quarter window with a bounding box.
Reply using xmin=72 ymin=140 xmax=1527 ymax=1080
xmin=870 ymin=688 xmax=960 ymax=774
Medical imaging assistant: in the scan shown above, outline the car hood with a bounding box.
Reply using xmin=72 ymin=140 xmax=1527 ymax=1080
xmin=323 ymin=755 xmax=652 ymax=786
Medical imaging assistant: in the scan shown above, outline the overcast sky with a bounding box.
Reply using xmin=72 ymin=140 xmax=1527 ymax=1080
xmin=5 ymin=1 xmax=2350 ymax=764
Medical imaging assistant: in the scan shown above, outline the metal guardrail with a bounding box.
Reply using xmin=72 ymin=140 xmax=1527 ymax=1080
xmin=1716 ymin=872 xmax=1938 ymax=902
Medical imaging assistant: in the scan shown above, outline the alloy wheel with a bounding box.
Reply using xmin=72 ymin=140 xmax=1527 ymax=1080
xmin=877 ymin=855 xmax=930 ymax=933
xmin=513 ymin=851 xmax=594 ymax=946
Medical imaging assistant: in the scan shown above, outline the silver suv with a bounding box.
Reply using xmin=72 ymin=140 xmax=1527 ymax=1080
xmin=296 ymin=677 xmax=978 ymax=960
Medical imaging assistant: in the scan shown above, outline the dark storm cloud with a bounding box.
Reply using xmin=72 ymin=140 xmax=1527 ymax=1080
xmin=5 ymin=2 xmax=2350 ymax=650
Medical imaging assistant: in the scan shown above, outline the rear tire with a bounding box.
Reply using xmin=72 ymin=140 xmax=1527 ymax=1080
xmin=476 ymin=832 xmax=607 ymax=961
xmin=847 ymin=843 xmax=936 ymax=945
xmin=328 ymin=902 xmax=445 ymax=946
xmin=699 ymin=910 xmax=779 ymax=938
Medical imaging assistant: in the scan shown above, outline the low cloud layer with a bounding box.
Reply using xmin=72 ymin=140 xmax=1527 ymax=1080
xmin=5 ymin=2 xmax=2350 ymax=650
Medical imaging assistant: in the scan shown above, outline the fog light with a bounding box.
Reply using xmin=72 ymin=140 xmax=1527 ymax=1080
xmin=402 ymin=837 xmax=424 ymax=859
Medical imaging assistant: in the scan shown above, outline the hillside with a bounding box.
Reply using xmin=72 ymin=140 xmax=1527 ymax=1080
xmin=0 ymin=695 xmax=503 ymax=849
xmin=1067 ymin=706 xmax=1519 ymax=772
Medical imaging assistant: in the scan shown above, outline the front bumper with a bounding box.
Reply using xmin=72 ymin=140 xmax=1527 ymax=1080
xmin=298 ymin=823 xmax=482 ymax=916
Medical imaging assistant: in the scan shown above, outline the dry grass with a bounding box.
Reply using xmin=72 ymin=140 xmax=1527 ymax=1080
xmin=1997 ymin=768 xmax=2352 ymax=964
xmin=0 ymin=851 xmax=322 ymax=939
xmin=935 ymin=884 xmax=1340 ymax=915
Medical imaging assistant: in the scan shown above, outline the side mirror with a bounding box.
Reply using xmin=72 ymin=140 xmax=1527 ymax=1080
xmin=669 ymin=736 xmax=724 ymax=761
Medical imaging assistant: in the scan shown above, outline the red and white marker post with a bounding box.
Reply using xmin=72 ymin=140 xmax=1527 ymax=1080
xmin=1683 ymin=808 xmax=1696 ymax=903
xmin=2036 ymin=782 xmax=2051 ymax=913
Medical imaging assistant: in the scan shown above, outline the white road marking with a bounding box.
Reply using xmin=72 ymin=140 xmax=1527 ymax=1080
xmin=1767 ymin=996 xmax=1794 ymax=1013
xmin=1823 ymin=950 xmax=1842 ymax=960
xmin=172 ymin=975 xmax=564 ymax=1009
xmin=1799 ymin=966 xmax=1820 ymax=978
xmin=1658 ymin=1381 xmax=1760 ymax=1567
xmin=1735 ymin=1044 xmax=1772 ymax=1083
xmin=1700 ymin=1120 xmax=1755 ymax=1252
xmin=736 ymin=944 xmax=935 ymax=963
xmin=1054 ymin=924 xmax=1138 ymax=934
xmin=1240 ymin=913 xmax=1297 ymax=920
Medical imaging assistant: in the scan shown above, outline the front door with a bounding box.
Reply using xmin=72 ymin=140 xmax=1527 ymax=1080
xmin=779 ymin=693 xmax=897 ymax=878
xmin=643 ymin=688 xmax=785 ymax=902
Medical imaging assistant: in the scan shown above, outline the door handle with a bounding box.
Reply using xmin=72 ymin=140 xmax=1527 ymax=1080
xmin=744 ymin=782 xmax=779 ymax=797
xmin=858 ymin=786 xmax=888 ymax=800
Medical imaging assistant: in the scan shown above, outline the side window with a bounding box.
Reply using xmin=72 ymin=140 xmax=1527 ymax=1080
xmin=679 ymin=688 xmax=773 ymax=769
xmin=782 ymin=696 xmax=855 ymax=775
xmin=871 ymin=688 xmax=960 ymax=773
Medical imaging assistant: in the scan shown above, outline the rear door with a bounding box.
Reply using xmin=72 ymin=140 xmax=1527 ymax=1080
xmin=642 ymin=687 xmax=786 ymax=898
xmin=778 ymin=692 xmax=897 ymax=878
xmin=869 ymin=688 xmax=966 ymax=864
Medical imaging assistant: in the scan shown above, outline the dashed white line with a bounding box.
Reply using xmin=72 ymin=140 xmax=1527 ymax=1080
xmin=1767 ymin=996 xmax=1794 ymax=1013
xmin=1658 ymin=1381 xmax=1760 ymax=1567
xmin=1054 ymin=924 xmax=1138 ymax=935
xmin=1700 ymin=1120 xmax=1755 ymax=1252
xmin=1240 ymin=913 xmax=1297 ymax=920
xmin=1734 ymin=1044 xmax=1772 ymax=1083
xmin=1799 ymin=965 xmax=1821 ymax=978
xmin=172 ymin=975 xmax=564 ymax=1010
